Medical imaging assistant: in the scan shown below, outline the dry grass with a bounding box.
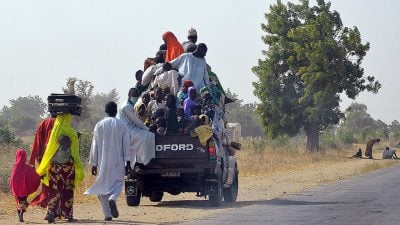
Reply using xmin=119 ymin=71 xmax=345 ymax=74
xmin=237 ymin=138 xmax=350 ymax=177
xmin=1 ymin=137 xmax=398 ymax=219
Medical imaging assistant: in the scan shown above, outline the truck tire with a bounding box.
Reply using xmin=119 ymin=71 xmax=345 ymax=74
xmin=209 ymin=171 xmax=223 ymax=207
xmin=126 ymin=189 xmax=141 ymax=207
xmin=223 ymin=170 xmax=238 ymax=202
xmin=149 ymin=191 xmax=164 ymax=202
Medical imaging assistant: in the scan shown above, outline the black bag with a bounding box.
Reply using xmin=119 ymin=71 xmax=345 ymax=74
xmin=47 ymin=94 xmax=82 ymax=116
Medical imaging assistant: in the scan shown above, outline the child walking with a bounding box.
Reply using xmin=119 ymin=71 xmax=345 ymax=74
xmin=9 ymin=149 xmax=41 ymax=222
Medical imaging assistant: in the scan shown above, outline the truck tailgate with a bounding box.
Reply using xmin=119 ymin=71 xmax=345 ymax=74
xmin=155 ymin=135 xmax=209 ymax=159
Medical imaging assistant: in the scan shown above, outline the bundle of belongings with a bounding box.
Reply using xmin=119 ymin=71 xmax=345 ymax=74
xmin=131 ymin=30 xmax=238 ymax=158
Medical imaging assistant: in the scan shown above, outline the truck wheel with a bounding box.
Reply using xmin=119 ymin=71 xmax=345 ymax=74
xmin=223 ymin=171 xmax=238 ymax=202
xmin=126 ymin=189 xmax=141 ymax=207
xmin=149 ymin=191 xmax=164 ymax=202
xmin=209 ymin=172 xmax=223 ymax=207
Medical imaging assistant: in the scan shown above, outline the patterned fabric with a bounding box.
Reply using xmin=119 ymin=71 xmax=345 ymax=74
xmin=47 ymin=161 xmax=74 ymax=219
xmin=15 ymin=196 xmax=28 ymax=212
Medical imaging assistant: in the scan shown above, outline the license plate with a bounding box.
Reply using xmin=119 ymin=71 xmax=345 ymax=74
xmin=161 ymin=171 xmax=180 ymax=177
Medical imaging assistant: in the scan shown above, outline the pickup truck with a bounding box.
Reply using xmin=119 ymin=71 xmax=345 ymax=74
xmin=124 ymin=134 xmax=238 ymax=207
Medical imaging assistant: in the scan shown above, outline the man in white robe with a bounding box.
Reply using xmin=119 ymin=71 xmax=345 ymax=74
xmin=85 ymin=101 xmax=131 ymax=221
xmin=118 ymin=88 xmax=156 ymax=165
xmin=169 ymin=43 xmax=210 ymax=90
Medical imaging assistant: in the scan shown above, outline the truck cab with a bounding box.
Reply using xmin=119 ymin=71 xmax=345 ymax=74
xmin=125 ymin=134 xmax=238 ymax=207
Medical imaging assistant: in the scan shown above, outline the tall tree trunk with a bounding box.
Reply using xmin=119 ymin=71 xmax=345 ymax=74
xmin=306 ymin=122 xmax=320 ymax=152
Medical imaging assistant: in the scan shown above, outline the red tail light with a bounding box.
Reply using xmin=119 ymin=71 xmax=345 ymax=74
xmin=209 ymin=141 xmax=216 ymax=160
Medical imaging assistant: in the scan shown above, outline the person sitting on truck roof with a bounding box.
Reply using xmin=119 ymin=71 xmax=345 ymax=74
xmin=162 ymin=31 xmax=184 ymax=62
xmin=176 ymin=107 xmax=189 ymax=135
xmin=118 ymin=88 xmax=155 ymax=165
xmin=177 ymin=80 xmax=194 ymax=107
xmin=184 ymin=104 xmax=202 ymax=135
xmin=134 ymin=70 xmax=147 ymax=96
xmin=183 ymin=87 xmax=198 ymax=118
xmin=165 ymin=93 xmax=179 ymax=135
xmin=182 ymin=28 xmax=198 ymax=53
xmin=151 ymin=62 xmax=180 ymax=96
xmin=155 ymin=117 xmax=167 ymax=135
xmin=144 ymin=44 xmax=166 ymax=71
xmin=147 ymin=87 xmax=166 ymax=116
xmin=169 ymin=43 xmax=210 ymax=90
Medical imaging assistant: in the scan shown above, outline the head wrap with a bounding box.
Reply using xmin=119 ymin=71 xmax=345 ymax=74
xmin=9 ymin=149 xmax=40 ymax=197
xmin=162 ymin=31 xmax=184 ymax=62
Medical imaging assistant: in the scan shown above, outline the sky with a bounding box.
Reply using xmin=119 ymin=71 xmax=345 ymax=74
xmin=0 ymin=0 xmax=399 ymax=123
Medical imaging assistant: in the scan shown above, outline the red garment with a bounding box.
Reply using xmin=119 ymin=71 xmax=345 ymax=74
xmin=9 ymin=149 xmax=41 ymax=197
xmin=183 ymin=80 xmax=194 ymax=92
xmin=162 ymin=31 xmax=184 ymax=62
xmin=29 ymin=117 xmax=55 ymax=207
xmin=29 ymin=118 xmax=55 ymax=165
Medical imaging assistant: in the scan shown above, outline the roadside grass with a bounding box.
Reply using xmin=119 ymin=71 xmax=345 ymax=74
xmin=1 ymin=137 xmax=398 ymax=218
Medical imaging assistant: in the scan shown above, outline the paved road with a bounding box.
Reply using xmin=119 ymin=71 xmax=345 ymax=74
xmin=181 ymin=163 xmax=400 ymax=225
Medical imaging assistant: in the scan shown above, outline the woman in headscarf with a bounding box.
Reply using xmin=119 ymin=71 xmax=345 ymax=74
xmin=162 ymin=31 xmax=184 ymax=62
xmin=183 ymin=87 xmax=198 ymax=118
xmin=9 ymin=149 xmax=41 ymax=222
xmin=177 ymin=80 xmax=194 ymax=106
xmin=36 ymin=113 xmax=84 ymax=223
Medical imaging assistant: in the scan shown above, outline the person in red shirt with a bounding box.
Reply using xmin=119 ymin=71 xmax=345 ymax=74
xmin=28 ymin=117 xmax=55 ymax=209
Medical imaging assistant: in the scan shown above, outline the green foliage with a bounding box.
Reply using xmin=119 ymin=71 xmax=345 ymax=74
xmin=338 ymin=102 xmax=388 ymax=143
xmin=225 ymin=89 xmax=264 ymax=137
xmin=0 ymin=126 xmax=24 ymax=147
xmin=85 ymin=89 xmax=120 ymax=130
xmin=78 ymin=129 xmax=93 ymax=162
xmin=0 ymin=95 xmax=47 ymax=134
xmin=252 ymin=0 xmax=380 ymax=151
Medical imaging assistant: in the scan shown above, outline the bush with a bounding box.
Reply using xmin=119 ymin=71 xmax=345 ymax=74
xmin=79 ymin=129 xmax=93 ymax=163
xmin=0 ymin=126 xmax=23 ymax=147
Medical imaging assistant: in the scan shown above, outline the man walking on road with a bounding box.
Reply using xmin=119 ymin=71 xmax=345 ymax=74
xmin=365 ymin=138 xmax=380 ymax=159
xmin=85 ymin=101 xmax=131 ymax=221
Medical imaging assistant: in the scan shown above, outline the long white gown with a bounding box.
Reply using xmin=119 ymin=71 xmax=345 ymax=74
xmin=85 ymin=117 xmax=131 ymax=195
xmin=118 ymin=100 xmax=155 ymax=165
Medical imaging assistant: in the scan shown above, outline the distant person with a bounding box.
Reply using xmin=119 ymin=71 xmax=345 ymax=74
xmin=182 ymin=28 xmax=198 ymax=53
xmin=85 ymin=101 xmax=131 ymax=221
xmin=351 ymin=148 xmax=362 ymax=158
xmin=365 ymin=138 xmax=380 ymax=159
xmin=382 ymin=147 xmax=398 ymax=159
xmin=9 ymin=149 xmax=41 ymax=222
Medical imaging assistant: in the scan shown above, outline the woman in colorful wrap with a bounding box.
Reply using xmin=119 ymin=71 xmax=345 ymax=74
xmin=9 ymin=149 xmax=41 ymax=222
xmin=36 ymin=114 xmax=84 ymax=223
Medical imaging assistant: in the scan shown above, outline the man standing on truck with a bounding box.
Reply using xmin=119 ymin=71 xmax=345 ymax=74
xmin=169 ymin=43 xmax=210 ymax=90
xmin=85 ymin=101 xmax=131 ymax=221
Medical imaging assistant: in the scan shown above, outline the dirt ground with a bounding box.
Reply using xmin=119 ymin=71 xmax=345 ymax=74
xmin=0 ymin=156 xmax=397 ymax=225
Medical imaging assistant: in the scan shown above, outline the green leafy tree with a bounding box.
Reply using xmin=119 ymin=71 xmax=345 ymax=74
xmin=86 ymin=89 xmax=120 ymax=129
xmin=252 ymin=0 xmax=380 ymax=151
xmin=0 ymin=95 xmax=47 ymax=133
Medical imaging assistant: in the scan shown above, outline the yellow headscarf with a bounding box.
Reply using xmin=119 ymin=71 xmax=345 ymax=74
xmin=36 ymin=114 xmax=84 ymax=187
